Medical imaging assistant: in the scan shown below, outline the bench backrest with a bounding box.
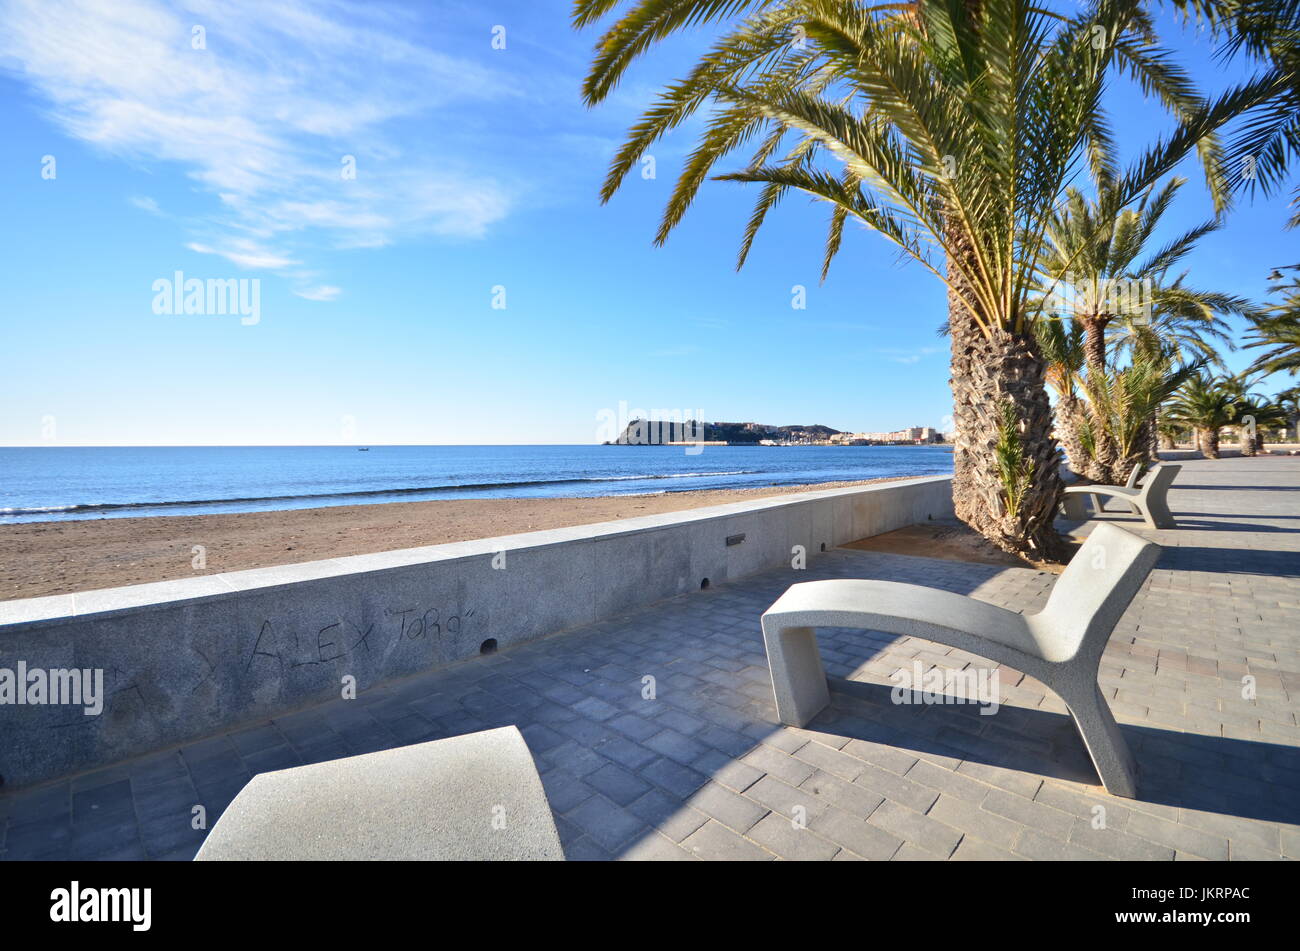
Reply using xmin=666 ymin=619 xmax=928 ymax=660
xmin=1031 ymin=523 xmax=1161 ymax=663
xmin=1138 ymin=463 xmax=1180 ymax=500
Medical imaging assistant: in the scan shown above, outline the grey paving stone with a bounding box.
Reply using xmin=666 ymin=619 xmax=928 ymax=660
xmin=133 ymin=777 xmax=200 ymax=822
xmin=867 ymin=800 xmax=962 ymax=858
xmin=619 ymin=831 xmax=697 ymax=860
xmin=928 ymin=794 xmax=1024 ymax=850
xmin=1014 ymin=828 xmax=1108 ymax=861
xmin=3 ymin=817 xmax=73 ymax=859
xmin=564 ymin=836 xmax=614 ymax=861
xmin=691 ymin=749 xmax=764 ymax=793
xmin=625 ymin=789 xmax=707 ymax=842
xmin=572 ymin=697 xmax=621 ymax=722
xmin=686 ymin=782 xmax=768 ymax=834
xmin=585 ymin=763 xmax=652 ymax=807
xmin=741 ymin=744 xmax=817 ymax=787
xmin=806 ymin=806 xmax=904 ymax=860
xmin=982 ymin=788 xmax=1075 ymax=838
xmin=563 ymin=795 xmax=648 ymax=852
xmin=681 ymin=820 xmax=774 ymax=861
xmin=743 ymin=773 xmax=832 ymax=827
xmin=538 ymin=769 xmax=595 ymax=814
xmin=1124 ymin=811 xmax=1229 ymax=861
xmin=890 ymin=842 xmax=948 ymax=860
xmin=639 ymin=757 xmax=708 ymax=800
xmin=72 ymin=779 xmax=135 ymax=824
xmin=747 ymin=812 xmax=840 ymax=861
xmin=643 ymin=729 xmax=710 ymax=765
xmin=951 ymin=837 xmax=1025 ymax=860
xmin=1068 ymin=818 xmax=1176 ymax=860
xmin=799 ymin=769 xmax=888 ymax=818
xmin=607 ymin=713 xmax=661 ymax=742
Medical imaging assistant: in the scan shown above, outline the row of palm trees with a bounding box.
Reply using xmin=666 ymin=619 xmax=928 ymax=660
xmin=1163 ymin=373 xmax=1297 ymax=459
xmin=573 ymin=0 xmax=1299 ymax=561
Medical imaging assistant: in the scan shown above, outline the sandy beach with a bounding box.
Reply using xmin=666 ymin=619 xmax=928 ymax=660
xmin=0 ymin=477 xmax=914 ymax=600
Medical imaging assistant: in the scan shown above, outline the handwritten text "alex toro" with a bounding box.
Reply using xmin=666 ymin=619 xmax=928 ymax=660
xmin=246 ymin=606 xmax=473 ymax=671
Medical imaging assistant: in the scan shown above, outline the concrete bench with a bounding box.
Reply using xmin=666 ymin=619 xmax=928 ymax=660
xmin=760 ymin=523 xmax=1160 ymax=798
xmin=1095 ymin=464 xmax=1142 ymax=512
xmin=194 ymin=725 xmax=564 ymax=860
xmin=1062 ymin=464 xmax=1180 ymax=529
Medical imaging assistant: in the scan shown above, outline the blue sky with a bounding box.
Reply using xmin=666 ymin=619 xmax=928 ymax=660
xmin=0 ymin=0 xmax=1294 ymax=446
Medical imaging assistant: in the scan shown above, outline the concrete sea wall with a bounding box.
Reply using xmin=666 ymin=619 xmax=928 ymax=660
xmin=0 ymin=476 xmax=953 ymax=789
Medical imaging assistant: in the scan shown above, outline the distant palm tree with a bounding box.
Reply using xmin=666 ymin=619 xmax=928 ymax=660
xmin=1040 ymin=314 xmax=1199 ymax=481
xmin=1245 ymin=264 xmax=1300 ymax=378
xmin=1156 ymin=418 xmax=1185 ymax=450
xmin=573 ymin=0 xmax=1273 ymax=559
xmin=1077 ymin=352 xmax=1199 ymax=477
xmin=1038 ymin=179 xmax=1245 ymax=371
xmin=1276 ymin=386 xmax=1300 ymax=440
xmin=1037 ymin=319 xmax=1090 ymax=476
xmin=1034 ymin=178 xmax=1251 ymax=466
xmin=1220 ymin=375 xmax=1270 ymax=455
xmin=1166 ymin=373 xmax=1239 ymax=459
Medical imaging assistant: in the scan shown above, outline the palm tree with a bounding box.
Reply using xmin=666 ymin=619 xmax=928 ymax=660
xmin=1076 ymin=352 xmax=1200 ymax=476
xmin=1167 ymin=1 xmax=1300 ymax=225
xmin=1039 ymin=314 xmax=1199 ymax=481
xmin=1249 ymin=399 xmax=1290 ymax=451
xmin=1277 ymin=385 xmax=1300 ymax=440
xmin=1156 ymin=417 xmax=1185 ymax=449
xmin=1037 ymin=318 xmax=1090 ymax=476
xmin=1037 ymin=179 xmax=1244 ymax=373
xmin=1245 ymin=264 xmax=1300 ymax=378
xmin=1223 ymin=377 xmax=1291 ymax=451
xmin=573 ymin=0 xmax=1271 ymax=559
xmin=1034 ymin=177 xmax=1251 ymax=466
xmin=1220 ymin=375 xmax=1269 ymax=455
xmin=1166 ymin=373 xmax=1239 ymax=459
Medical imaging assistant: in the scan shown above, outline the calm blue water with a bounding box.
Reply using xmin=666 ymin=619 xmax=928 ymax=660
xmin=0 ymin=445 xmax=953 ymax=523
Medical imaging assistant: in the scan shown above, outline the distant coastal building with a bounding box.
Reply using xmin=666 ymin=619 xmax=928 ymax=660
xmin=830 ymin=426 xmax=943 ymax=445
xmin=608 ymin=419 xmax=842 ymax=446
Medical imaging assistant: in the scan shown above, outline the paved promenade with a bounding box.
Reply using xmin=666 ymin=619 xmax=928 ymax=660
xmin=1 ymin=457 xmax=1296 ymax=860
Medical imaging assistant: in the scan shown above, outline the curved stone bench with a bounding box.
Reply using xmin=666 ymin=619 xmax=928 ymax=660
xmin=1062 ymin=464 xmax=1180 ymax=529
xmin=760 ymin=523 xmax=1160 ymax=798
xmin=194 ymin=725 xmax=563 ymax=860
xmin=1095 ymin=464 xmax=1142 ymax=513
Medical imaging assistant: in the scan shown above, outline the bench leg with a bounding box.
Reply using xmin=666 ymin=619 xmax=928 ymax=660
xmin=1062 ymin=494 xmax=1089 ymax=520
xmin=1143 ymin=493 xmax=1177 ymax=529
xmin=1058 ymin=680 xmax=1139 ymax=799
xmin=761 ymin=622 xmax=830 ymax=728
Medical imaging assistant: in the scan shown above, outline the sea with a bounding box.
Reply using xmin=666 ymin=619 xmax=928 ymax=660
xmin=0 ymin=444 xmax=954 ymax=524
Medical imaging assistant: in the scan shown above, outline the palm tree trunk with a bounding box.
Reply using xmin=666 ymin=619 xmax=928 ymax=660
xmin=1081 ymin=315 xmax=1108 ymax=372
xmin=1255 ymin=431 xmax=1266 ymax=453
xmin=950 ymin=307 xmax=1065 ymax=560
xmin=1202 ymin=427 xmax=1220 ymax=459
xmin=1240 ymin=426 xmax=1257 ymax=457
xmin=1054 ymin=394 xmax=1090 ymax=478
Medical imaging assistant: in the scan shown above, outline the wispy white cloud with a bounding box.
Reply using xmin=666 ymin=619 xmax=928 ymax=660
xmin=186 ymin=240 xmax=298 ymax=271
xmin=876 ymin=346 xmax=942 ymax=364
xmin=293 ymin=284 xmax=342 ymax=302
xmin=128 ymin=194 xmax=162 ymax=215
xmin=0 ymin=0 xmax=516 ymax=294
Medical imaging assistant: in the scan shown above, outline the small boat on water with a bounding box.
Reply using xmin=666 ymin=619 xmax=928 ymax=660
xmin=357 ymin=447 xmax=369 ymax=451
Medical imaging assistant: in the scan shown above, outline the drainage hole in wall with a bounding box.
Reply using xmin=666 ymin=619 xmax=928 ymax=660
xmin=480 ymin=639 xmax=498 ymax=655
xmin=700 ymin=578 xmax=710 ymax=590
xmin=820 ymin=543 xmax=827 ymax=552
